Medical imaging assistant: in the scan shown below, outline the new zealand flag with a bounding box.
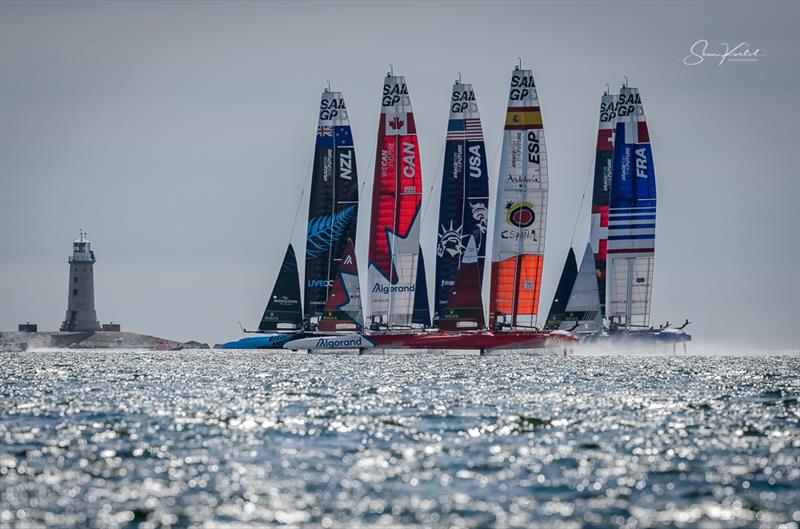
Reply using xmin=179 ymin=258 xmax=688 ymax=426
xmin=335 ymin=126 xmax=353 ymax=147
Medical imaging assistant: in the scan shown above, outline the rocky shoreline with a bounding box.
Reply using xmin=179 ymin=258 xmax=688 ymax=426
xmin=0 ymin=331 xmax=209 ymax=351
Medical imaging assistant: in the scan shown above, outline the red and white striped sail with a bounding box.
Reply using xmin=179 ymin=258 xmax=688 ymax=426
xmin=366 ymin=74 xmax=423 ymax=328
xmin=589 ymin=92 xmax=618 ymax=316
xmin=489 ymin=67 xmax=549 ymax=329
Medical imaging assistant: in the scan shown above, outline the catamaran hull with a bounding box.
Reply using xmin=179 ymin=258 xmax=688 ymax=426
xmin=221 ymin=333 xmax=302 ymax=349
xmin=580 ymin=329 xmax=691 ymax=346
xmin=284 ymin=331 xmax=577 ymax=352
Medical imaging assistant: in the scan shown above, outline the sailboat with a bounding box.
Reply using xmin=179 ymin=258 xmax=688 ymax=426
xmin=223 ymin=86 xmax=362 ymax=348
xmin=285 ymin=66 xmax=575 ymax=353
xmin=547 ymin=84 xmax=690 ymax=346
xmin=221 ymin=244 xmax=303 ymax=349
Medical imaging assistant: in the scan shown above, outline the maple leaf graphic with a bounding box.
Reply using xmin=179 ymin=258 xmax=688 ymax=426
xmin=389 ymin=116 xmax=405 ymax=130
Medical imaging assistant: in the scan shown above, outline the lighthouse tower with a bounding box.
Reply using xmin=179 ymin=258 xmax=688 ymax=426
xmin=60 ymin=231 xmax=100 ymax=332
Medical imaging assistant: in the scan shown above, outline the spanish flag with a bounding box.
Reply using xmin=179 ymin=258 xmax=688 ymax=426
xmin=505 ymin=106 xmax=542 ymax=129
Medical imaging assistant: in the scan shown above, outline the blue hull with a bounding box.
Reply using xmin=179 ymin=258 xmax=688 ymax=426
xmin=220 ymin=333 xmax=302 ymax=349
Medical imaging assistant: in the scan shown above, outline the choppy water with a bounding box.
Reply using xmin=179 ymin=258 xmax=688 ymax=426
xmin=1 ymin=351 xmax=798 ymax=529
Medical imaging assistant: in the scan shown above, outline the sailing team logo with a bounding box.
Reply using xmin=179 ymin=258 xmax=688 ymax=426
xmin=505 ymin=201 xmax=535 ymax=228
xmin=306 ymin=205 xmax=357 ymax=259
xmin=470 ymin=202 xmax=488 ymax=233
xmin=437 ymin=221 xmax=463 ymax=258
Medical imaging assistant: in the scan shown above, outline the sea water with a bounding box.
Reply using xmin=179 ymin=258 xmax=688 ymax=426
xmin=1 ymin=351 xmax=798 ymax=528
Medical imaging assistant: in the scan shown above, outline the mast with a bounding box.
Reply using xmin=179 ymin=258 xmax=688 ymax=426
xmin=489 ymin=64 xmax=549 ymax=330
xmin=366 ymin=72 xmax=423 ymax=329
xmin=433 ymin=79 xmax=489 ymax=327
xmin=304 ymin=88 xmax=359 ymax=329
xmin=605 ymin=85 xmax=656 ymax=329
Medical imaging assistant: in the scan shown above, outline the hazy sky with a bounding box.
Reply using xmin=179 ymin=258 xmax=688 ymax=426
xmin=1 ymin=1 xmax=798 ymax=348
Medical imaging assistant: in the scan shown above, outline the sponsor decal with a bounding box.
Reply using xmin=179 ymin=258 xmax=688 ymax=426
xmin=450 ymin=88 xmax=475 ymax=113
xmin=635 ymin=147 xmax=648 ymax=178
xmin=451 ymin=143 xmax=464 ymax=178
xmin=505 ymin=201 xmax=535 ymax=228
xmin=402 ymin=142 xmax=416 ymax=178
xmin=319 ymin=96 xmax=346 ymax=120
xmin=271 ymin=295 xmax=298 ymax=306
xmin=468 ymin=145 xmax=482 ymax=178
xmin=315 ymin=336 xmax=363 ymax=348
xmin=437 ymin=221 xmax=463 ymax=258
xmin=339 ymin=150 xmax=353 ymax=180
xmin=527 ymin=131 xmax=540 ymax=164
xmin=509 ymin=74 xmax=534 ymax=101
xmin=617 ymin=92 xmax=642 ymax=117
xmin=600 ymin=100 xmax=618 ymax=123
xmin=371 ymin=283 xmax=415 ymax=295
xmin=307 ymin=279 xmax=333 ymax=288
xmin=451 ymin=89 xmax=476 ymax=113
xmin=382 ymin=82 xmax=408 ymax=106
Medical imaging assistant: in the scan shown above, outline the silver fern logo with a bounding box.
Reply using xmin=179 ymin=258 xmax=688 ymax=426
xmin=306 ymin=205 xmax=357 ymax=259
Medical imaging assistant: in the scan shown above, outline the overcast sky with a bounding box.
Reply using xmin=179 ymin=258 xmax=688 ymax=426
xmin=1 ymin=1 xmax=798 ymax=348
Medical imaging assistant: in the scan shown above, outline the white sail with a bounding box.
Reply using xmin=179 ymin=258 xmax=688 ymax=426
xmin=561 ymin=243 xmax=602 ymax=331
xmin=488 ymin=66 xmax=549 ymax=328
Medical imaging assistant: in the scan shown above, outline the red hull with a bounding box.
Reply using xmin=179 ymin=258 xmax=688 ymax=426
xmin=367 ymin=330 xmax=576 ymax=351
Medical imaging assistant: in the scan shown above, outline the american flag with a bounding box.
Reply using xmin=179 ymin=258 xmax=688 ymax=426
xmin=447 ymin=118 xmax=483 ymax=141
xmin=317 ymin=126 xmax=333 ymax=137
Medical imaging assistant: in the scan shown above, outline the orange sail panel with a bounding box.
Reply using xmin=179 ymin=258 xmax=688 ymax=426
xmin=489 ymin=67 xmax=549 ymax=328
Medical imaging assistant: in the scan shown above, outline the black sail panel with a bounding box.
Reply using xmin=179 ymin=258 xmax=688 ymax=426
xmin=304 ymin=90 xmax=359 ymax=322
xmin=258 ymin=244 xmax=302 ymax=331
xmin=545 ymin=247 xmax=578 ymax=329
xmin=412 ymin=246 xmax=431 ymax=327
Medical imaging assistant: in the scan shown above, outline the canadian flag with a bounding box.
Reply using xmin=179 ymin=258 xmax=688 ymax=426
xmin=384 ymin=112 xmax=415 ymax=136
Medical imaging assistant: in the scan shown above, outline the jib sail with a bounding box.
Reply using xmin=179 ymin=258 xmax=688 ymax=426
xmin=412 ymin=246 xmax=431 ymax=327
xmin=544 ymin=247 xmax=578 ymax=329
xmin=258 ymin=244 xmax=303 ymax=331
xmin=562 ymin=242 xmax=602 ymax=330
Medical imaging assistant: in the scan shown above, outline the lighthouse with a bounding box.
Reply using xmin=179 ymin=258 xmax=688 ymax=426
xmin=60 ymin=231 xmax=101 ymax=332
